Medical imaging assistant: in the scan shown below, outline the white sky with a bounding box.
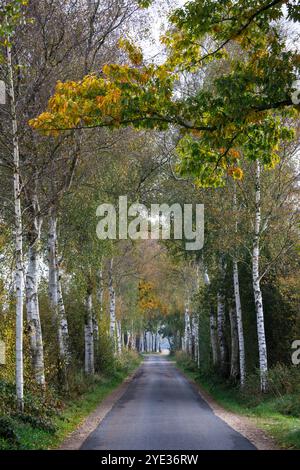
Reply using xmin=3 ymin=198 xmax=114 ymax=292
xmin=136 ymin=1 xmax=299 ymax=63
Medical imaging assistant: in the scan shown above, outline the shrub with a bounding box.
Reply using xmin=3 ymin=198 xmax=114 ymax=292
xmin=116 ymin=350 xmax=140 ymax=373
xmin=240 ymin=364 xmax=300 ymax=404
xmin=13 ymin=413 xmax=57 ymax=433
xmin=64 ymin=368 xmax=101 ymax=398
xmin=95 ymin=334 xmax=116 ymax=374
xmin=0 ymin=380 xmax=18 ymax=415
xmin=267 ymin=364 xmax=300 ymax=397
xmin=175 ymin=351 xmax=198 ymax=372
xmin=0 ymin=416 xmax=19 ymax=446
xmin=275 ymin=395 xmax=300 ymax=418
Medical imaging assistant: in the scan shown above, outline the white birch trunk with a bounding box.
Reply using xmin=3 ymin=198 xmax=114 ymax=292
xmin=139 ymin=332 xmax=145 ymax=353
xmin=97 ymin=267 xmax=104 ymax=320
xmin=85 ymin=289 xmax=94 ymax=374
xmin=93 ymin=314 xmax=99 ymax=343
xmin=48 ymin=211 xmax=69 ymax=364
xmin=253 ymin=160 xmax=268 ymax=392
xmin=209 ymin=307 xmax=218 ymax=366
xmin=217 ymin=291 xmax=227 ymax=373
xmin=233 ymin=183 xmax=246 ymax=387
xmin=108 ymin=259 xmax=116 ymax=349
xmin=156 ymin=331 xmax=160 ymax=353
xmin=184 ymin=303 xmax=192 ymax=355
xmin=195 ymin=263 xmax=201 ymax=367
xmin=229 ymin=304 xmax=239 ymax=380
xmin=146 ymin=331 xmax=151 ymax=352
xmin=126 ymin=331 xmax=131 ymax=350
xmin=57 ymin=275 xmax=70 ymax=362
xmin=192 ymin=316 xmax=199 ymax=366
xmin=48 ymin=212 xmax=58 ymax=317
xmin=204 ymin=270 xmax=218 ymax=365
xmin=233 ymin=260 xmax=246 ymax=387
xmin=131 ymin=330 xmax=136 ymax=351
xmin=191 ymin=315 xmax=195 ymax=358
xmin=217 ymin=256 xmax=227 ymax=374
xmin=116 ymin=320 xmax=122 ymax=355
xmin=7 ymin=44 xmax=24 ymax=410
xmin=25 ymin=204 xmax=45 ymax=387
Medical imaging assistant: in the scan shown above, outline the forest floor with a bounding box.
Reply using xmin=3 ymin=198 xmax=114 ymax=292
xmin=175 ymin=360 xmax=300 ymax=450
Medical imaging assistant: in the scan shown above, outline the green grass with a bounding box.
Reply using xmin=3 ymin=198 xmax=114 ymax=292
xmin=0 ymin=358 xmax=141 ymax=450
xmin=175 ymin=359 xmax=300 ymax=450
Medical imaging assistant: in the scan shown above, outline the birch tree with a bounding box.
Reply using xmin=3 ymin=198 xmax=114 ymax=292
xmin=191 ymin=315 xmax=199 ymax=367
xmin=139 ymin=331 xmax=145 ymax=353
xmin=217 ymin=256 xmax=228 ymax=374
xmin=184 ymin=302 xmax=192 ymax=355
xmin=97 ymin=267 xmax=104 ymax=320
xmin=116 ymin=320 xmax=122 ymax=355
xmin=85 ymin=281 xmax=95 ymax=375
xmin=252 ymin=160 xmax=268 ymax=392
xmin=229 ymin=302 xmax=239 ymax=380
xmin=232 ymin=183 xmax=246 ymax=387
xmin=155 ymin=330 xmax=160 ymax=353
xmin=25 ymin=191 xmax=45 ymax=387
xmin=109 ymin=258 xmax=116 ymax=349
xmin=217 ymin=291 xmax=227 ymax=374
xmin=6 ymin=43 xmax=24 ymax=410
xmin=48 ymin=210 xmax=69 ymax=364
xmin=204 ymin=271 xmax=218 ymax=366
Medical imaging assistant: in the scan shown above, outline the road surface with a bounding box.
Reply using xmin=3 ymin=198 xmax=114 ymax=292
xmin=81 ymin=355 xmax=256 ymax=450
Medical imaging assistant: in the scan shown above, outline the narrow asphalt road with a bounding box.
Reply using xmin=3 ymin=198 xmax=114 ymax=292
xmin=81 ymin=355 xmax=256 ymax=450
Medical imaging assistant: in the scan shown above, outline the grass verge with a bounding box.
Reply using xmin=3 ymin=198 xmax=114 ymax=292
xmin=0 ymin=353 xmax=141 ymax=450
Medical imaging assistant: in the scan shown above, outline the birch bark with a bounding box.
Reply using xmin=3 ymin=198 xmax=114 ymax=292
xmin=139 ymin=332 xmax=145 ymax=353
xmin=116 ymin=320 xmax=122 ymax=355
xmin=233 ymin=183 xmax=246 ymax=387
xmin=57 ymin=273 xmax=70 ymax=361
xmin=184 ymin=303 xmax=192 ymax=355
xmin=7 ymin=44 xmax=24 ymax=410
xmin=209 ymin=307 xmax=218 ymax=366
xmin=126 ymin=331 xmax=131 ymax=350
xmin=192 ymin=316 xmax=199 ymax=366
xmin=85 ymin=287 xmax=94 ymax=375
xmin=132 ymin=332 xmax=137 ymax=351
xmin=229 ymin=303 xmax=239 ymax=380
xmin=147 ymin=332 xmax=152 ymax=352
xmin=108 ymin=259 xmax=116 ymax=349
xmin=25 ymin=197 xmax=45 ymax=387
xmin=217 ymin=256 xmax=227 ymax=374
xmin=233 ymin=260 xmax=246 ymax=386
xmin=204 ymin=270 xmax=218 ymax=366
xmin=48 ymin=211 xmax=69 ymax=364
xmin=97 ymin=267 xmax=104 ymax=320
xmin=156 ymin=330 xmax=160 ymax=353
xmin=253 ymin=160 xmax=268 ymax=392
xmin=217 ymin=291 xmax=227 ymax=373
